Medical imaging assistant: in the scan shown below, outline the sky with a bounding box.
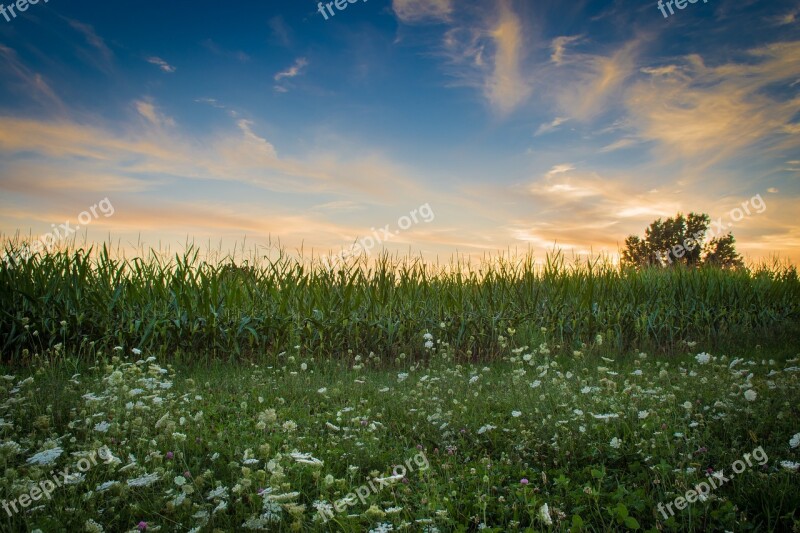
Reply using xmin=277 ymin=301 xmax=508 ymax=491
xmin=0 ymin=0 xmax=799 ymax=265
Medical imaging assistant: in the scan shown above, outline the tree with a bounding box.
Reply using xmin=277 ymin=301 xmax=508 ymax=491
xmin=703 ymin=233 xmax=744 ymax=269
xmin=621 ymin=212 xmax=743 ymax=269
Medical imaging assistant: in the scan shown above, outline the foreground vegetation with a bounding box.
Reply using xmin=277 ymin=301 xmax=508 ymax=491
xmin=1 ymin=244 xmax=798 ymax=363
xmin=1 ymin=338 xmax=798 ymax=531
xmin=1 ymin=244 xmax=798 ymax=531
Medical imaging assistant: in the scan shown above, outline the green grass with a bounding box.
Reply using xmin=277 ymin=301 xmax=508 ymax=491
xmin=1 ymin=242 xmax=799 ymax=531
xmin=1 ymin=243 xmax=798 ymax=364
xmin=0 ymin=341 xmax=798 ymax=531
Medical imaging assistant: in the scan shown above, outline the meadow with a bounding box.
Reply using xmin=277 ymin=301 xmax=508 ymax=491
xmin=0 ymin=244 xmax=799 ymax=531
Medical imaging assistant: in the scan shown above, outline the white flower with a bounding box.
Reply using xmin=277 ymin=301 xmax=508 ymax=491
xmin=695 ymin=352 xmax=711 ymax=364
xmin=610 ymin=437 xmax=622 ymax=449
xmin=539 ymin=503 xmax=553 ymax=525
xmin=790 ymin=433 xmax=800 ymax=449
xmin=469 ymin=375 xmax=479 ymax=385
xmin=397 ymin=373 xmax=409 ymax=382
xmin=477 ymin=424 xmax=496 ymax=434
xmin=423 ymin=332 xmax=433 ymax=341
xmin=511 ymin=411 xmax=522 ymax=418
xmin=780 ymin=461 xmax=800 ymax=471
xmin=85 ymin=519 xmax=105 ymax=533
xmin=27 ymin=447 xmax=63 ymax=466
xmin=744 ymin=389 xmax=757 ymax=402
xmin=174 ymin=475 xmax=187 ymax=486
xmin=132 ymin=348 xmax=142 ymax=355
xmin=638 ymin=410 xmax=649 ymax=419
xmin=317 ymin=387 xmax=327 ymax=394
xmin=290 ymin=452 xmax=324 ymax=466
xmin=424 ymin=340 xmax=434 ymax=349
xmin=592 ymin=413 xmax=619 ymax=420
xmin=300 ymin=363 xmax=308 ymax=371
xmin=127 ymin=472 xmax=160 ymax=487
xmin=529 ymin=380 xmax=541 ymax=389
xmin=95 ymin=481 xmax=119 ymax=492
xmin=94 ymin=421 xmax=111 ymax=433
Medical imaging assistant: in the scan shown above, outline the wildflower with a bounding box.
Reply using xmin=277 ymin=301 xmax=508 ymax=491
xmin=744 ymin=389 xmax=757 ymax=402
xmin=300 ymin=363 xmax=308 ymax=371
xmin=695 ymin=352 xmax=711 ymax=364
xmin=780 ymin=461 xmax=799 ymax=471
xmin=638 ymin=410 xmax=649 ymax=419
xmin=127 ymin=473 xmax=160 ymax=487
xmin=137 ymin=521 xmax=147 ymax=531
xmin=790 ymin=433 xmax=800 ymax=449
xmin=27 ymin=447 xmax=63 ymax=466
xmin=610 ymin=437 xmax=622 ymax=449
xmin=132 ymin=348 xmax=142 ymax=356
xmin=423 ymin=332 xmax=433 ymax=341
xmin=539 ymin=503 xmax=553 ymax=525
xmin=511 ymin=410 xmax=522 ymax=418
xmin=397 ymin=372 xmax=409 ymax=382
xmin=317 ymin=387 xmax=327 ymax=394
xmin=85 ymin=519 xmax=105 ymax=532
xmin=165 ymin=451 xmax=174 ymax=460
xmin=424 ymin=340 xmax=434 ymax=349
xmin=520 ymin=478 xmax=529 ymax=485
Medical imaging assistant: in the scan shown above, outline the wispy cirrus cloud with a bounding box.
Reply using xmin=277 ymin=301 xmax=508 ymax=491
xmin=0 ymin=45 xmax=63 ymax=112
xmin=66 ymin=18 xmax=113 ymax=72
xmin=146 ymin=56 xmax=176 ymax=73
xmin=625 ymin=41 xmax=800 ymax=162
xmin=273 ymin=57 xmax=308 ymax=92
xmin=535 ymin=116 xmax=569 ymax=136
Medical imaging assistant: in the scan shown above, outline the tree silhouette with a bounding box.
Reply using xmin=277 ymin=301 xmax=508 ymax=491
xmin=621 ymin=212 xmax=743 ymax=269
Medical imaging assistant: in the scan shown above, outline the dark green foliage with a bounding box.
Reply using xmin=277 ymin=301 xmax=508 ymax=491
xmin=0 ymin=243 xmax=797 ymax=363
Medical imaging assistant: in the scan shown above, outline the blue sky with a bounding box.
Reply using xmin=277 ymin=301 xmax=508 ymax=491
xmin=1 ymin=0 xmax=799 ymax=263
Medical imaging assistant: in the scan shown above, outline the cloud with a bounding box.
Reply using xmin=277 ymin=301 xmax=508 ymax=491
xmin=483 ymin=0 xmax=531 ymax=115
xmin=134 ymin=99 xmax=176 ymax=128
xmin=550 ymin=35 xmax=582 ymax=66
xmin=437 ymin=1 xmax=531 ymax=116
xmin=554 ymin=39 xmax=640 ymax=122
xmin=0 ymin=45 xmax=64 ymax=112
xmin=597 ymin=137 xmax=638 ymax=153
xmin=392 ymin=0 xmax=453 ymax=23
xmin=273 ymin=57 xmax=308 ymax=93
xmin=535 ymin=117 xmax=569 ymax=136
xmin=66 ymin=19 xmax=113 ymax=72
xmin=544 ymin=164 xmax=575 ymax=178
xmin=626 ymin=41 xmax=800 ymax=162
xmin=146 ymin=56 xmax=176 ymax=73
xmin=200 ymin=39 xmax=250 ymax=62
xmin=274 ymin=58 xmax=308 ymax=81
